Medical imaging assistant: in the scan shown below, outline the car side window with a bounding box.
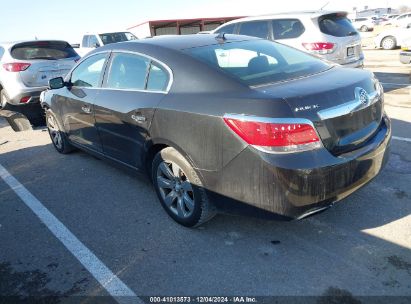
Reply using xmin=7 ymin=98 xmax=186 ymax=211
xmin=0 ymin=47 xmax=4 ymax=61
xmin=272 ymin=19 xmax=305 ymax=40
xmin=89 ymin=35 xmax=100 ymax=47
xmin=71 ymin=53 xmax=107 ymax=88
xmin=82 ymin=36 xmax=90 ymax=48
xmin=215 ymin=23 xmax=236 ymax=34
xmin=106 ymin=53 xmax=150 ymax=90
xmin=146 ymin=62 xmax=169 ymax=91
xmin=239 ymin=21 xmax=269 ymax=39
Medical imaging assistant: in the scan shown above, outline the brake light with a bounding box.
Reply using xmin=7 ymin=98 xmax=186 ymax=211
xmin=302 ymin=42 xmax=336 ymax=55
xmin=3 ymin=63 xmax=31 ymax=72
xmin=20 ymin=96 xmax=31 ymax=103
xmin=223 ymin=115 xmax=322 ymax=153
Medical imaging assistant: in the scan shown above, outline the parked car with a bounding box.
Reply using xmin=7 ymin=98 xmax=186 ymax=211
xmin=400 ymin=38 xmax=411 ymax=64
xmin=77 ymin=32 xmax=138 ymax=57
xmin=374 ymin=26 xmax=411 ymax=49
xmin=0 ymin=40 xmax=80 ymax=123
xmin=351 ymin=17 xmax=377 ymax=32
xmin=212 ymin=11 xmax=364 ymax=68
xmin=380 ymin=14 xmax=400 ymax=26
xmin=391 ymin=13 xmax=411 ymax=27
xmin=41 ymin=34 xmax=390 ymax=227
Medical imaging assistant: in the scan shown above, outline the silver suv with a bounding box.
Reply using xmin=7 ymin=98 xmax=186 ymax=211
xmin=0 ymin=40 xmax=79 ymax=120
xmin=213 ymin=11 xmax=364 ymax=68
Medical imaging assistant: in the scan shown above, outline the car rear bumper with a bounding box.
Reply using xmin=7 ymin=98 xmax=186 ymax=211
xmin=204 ymin=114 xmax=391 ymax=219
xmin=400 ymin=51 xmax=411 ymax=64
xmin=339 ymin=56 xmax=364 ymax=68
xmin=4 ymin=86 xmax=47 ymax=106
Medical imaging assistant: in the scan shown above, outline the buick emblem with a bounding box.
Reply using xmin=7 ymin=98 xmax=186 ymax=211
xmin=355 ymin=87 xmax=369 ymax=105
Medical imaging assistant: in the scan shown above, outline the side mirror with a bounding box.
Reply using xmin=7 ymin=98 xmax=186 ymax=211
xmin=49 ymin=77 xmax=65 ymax=90
xmin=92 ymin=43 xmax=101 ymax=48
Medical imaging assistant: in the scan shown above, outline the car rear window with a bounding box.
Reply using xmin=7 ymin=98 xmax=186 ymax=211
xmin=184 ymin=39 xmax=330 ymax=87
xmin=11 ymin=41 xmax=78 ymax=60
xmin=319 ymin=14 xmax=358 ymax=37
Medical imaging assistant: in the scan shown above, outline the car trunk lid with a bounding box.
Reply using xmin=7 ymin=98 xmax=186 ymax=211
xmin=253 ymin=67 xmax=383 ymax=155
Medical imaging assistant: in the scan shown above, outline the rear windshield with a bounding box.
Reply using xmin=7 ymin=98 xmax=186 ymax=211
xmin=11 ymin=41 xmax=78 ymax=60
xmin=319 ymin=14 xmax=358 ymax=37
xmin=99 ymin=32 xmax=137 ymax=45
xmin=184 ymin=39 xmax=330 ymax=86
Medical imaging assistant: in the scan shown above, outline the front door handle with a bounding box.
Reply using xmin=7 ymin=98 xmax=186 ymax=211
xmin=131 ymin=113 xmax=146 ymax=123
xmin=81 ymin=105 xmax=91 ymax=114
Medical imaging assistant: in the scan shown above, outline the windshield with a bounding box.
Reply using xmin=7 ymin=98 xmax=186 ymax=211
xmin=99 ymin=32 xmax=138 ymax=45
xmin=184 ymin=39 xmax=330 ymax=86
xmin=11 ymin=41 xmax=78 ymax=60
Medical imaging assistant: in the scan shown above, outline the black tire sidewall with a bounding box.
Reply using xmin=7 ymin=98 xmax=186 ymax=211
xmin=152 ymin=148 xmax=207 ymax=227
xmin=46 ymin=110 xmax=71 ymax=154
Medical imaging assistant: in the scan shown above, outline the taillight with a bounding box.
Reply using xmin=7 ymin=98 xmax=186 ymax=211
xmin=20 ymin=96 xmax=31 ymax=103
xmin=223 ymin=115 xmax=322 ymax=153
xmin=3 ymin=63 xmax=31 ymax=72
xmin=302 ymin=42 xmax=336 ymax=55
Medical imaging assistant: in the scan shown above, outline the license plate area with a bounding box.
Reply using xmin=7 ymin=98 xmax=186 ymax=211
xmin=347 ymin=46 xmax=355 ymax=57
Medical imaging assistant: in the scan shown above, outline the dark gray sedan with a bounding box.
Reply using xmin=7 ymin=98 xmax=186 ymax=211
xmin=40 ymin=34 xmax=391 ymax=227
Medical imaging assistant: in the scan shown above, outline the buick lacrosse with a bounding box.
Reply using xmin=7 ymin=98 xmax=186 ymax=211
xmin=40 ymin=34 xmax=391 ymax=227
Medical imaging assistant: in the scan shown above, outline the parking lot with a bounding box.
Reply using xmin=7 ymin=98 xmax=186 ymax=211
xmin=0 ymin=48 xmax=410 ymax=303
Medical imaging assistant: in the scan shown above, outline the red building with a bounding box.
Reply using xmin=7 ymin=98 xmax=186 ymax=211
xmin=127 ymin=16 xmax=243 ymax=38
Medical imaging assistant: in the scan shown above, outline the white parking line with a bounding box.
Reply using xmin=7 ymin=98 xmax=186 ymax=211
xmin=0 ymin=164 xmax=141 ymax=304
xmin=393 ymin=136 xmax=411 ymax=143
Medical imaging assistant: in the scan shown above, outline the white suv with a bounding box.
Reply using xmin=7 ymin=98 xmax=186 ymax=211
xmin=213 ymin=11 xmax=364 ymax=68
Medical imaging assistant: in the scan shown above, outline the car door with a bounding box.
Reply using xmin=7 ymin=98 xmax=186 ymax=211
xmin=57 ymin=52 xmax=109 ymax=152
xmin=93 ymin=52 xmax=170 ymax=168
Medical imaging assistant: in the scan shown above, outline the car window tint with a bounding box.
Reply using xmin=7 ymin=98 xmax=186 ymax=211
xmin=319 ymin=14 xmax=357 ymax=37
xmin=215 ymin=23 xmax=236 ymax=34
xmin=88 ymin=35 xmax=100 ymax=47
xmin=0 ymin=47 xmax=4 ymax=61
xmin=82 ymin=36 xmax=89 ymax=48
xmin=106 ymin=53 xmax=149 ymax=90
xmin=10 ymin=41 xmax=78 ymax=60
xmin=146 ymin=63 xmax=169 ymax=91
xmin=272 ymin=19 xmax=305 ymax=39
xmin=71 ymin=53 xmax=107 ymax=88
xmin=185 ymin=40 xmax=329 ymax=86
xmin=239 ymin=21 xmax=269 ymax=39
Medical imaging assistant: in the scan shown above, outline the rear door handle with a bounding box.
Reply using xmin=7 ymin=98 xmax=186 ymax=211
xmin=81 ymin=105 xmax=91 ymax=114
xmin=131 ymin=113 xmax=147 ymax=123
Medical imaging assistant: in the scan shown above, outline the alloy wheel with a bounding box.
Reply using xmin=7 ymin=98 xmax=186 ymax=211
xmin=47 ymin=114 xmax=63 ymax=150
xmin=156 ymin=161 xmax=195 ymax=219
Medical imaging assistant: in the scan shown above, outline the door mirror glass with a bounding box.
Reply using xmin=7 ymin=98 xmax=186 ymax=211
xmin=49 ymin=77 xmax=65 ymax=90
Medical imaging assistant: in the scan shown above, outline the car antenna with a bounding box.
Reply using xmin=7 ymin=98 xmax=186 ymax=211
xmin=320 ymin=1 xmax=329 ymax=10
xmin=215 ymin=32 xmax=227 ymax=42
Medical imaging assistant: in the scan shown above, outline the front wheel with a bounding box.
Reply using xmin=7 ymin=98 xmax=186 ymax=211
xmin=46 ymin=110 xmax=75 ymax=154
xmin=360 ymin=25 xmax=368 ymax=32
xmin=152 ymin=147 xmax=216 ymax=227
xmin=381 ymin=36 xmax=397 ymax=50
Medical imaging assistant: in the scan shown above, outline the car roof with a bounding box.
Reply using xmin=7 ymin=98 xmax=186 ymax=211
xmin=218 ymin=10 xmax=347 ymax=25
xmin=120 ymin=34 xmax=259 ymax=51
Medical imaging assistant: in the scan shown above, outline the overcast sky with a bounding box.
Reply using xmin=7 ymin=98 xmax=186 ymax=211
xmin=1 ymin=0 xmax=408 ymax=43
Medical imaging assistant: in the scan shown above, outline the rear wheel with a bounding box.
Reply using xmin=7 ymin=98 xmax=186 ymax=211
xmin=152 ymin=147 xmax=216 ymax=227
xmin=381 ymin=36 xmax=397 ymax=50
xmin=0 ymin=90 xmax=10 ymax=110
xmin=46 ymin=110 xmax=74 ymax=154
xmin=360 ymin=25 xmax=369 ymax=32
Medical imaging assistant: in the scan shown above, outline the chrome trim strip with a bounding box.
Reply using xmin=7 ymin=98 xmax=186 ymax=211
xmin=317 ymin=90 xmax=379 ymax=121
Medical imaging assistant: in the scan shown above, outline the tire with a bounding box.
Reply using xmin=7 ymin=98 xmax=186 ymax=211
xmin=360 ymin=25 xmax=368 ymax=32
xmin=381 ymin=36 xmax=397 ymax=50
xmin=0 ymin=89 xmax=10 ymax=110
xmin=45 ymin=110 xmax=75 ymax=154
xmin=152 ymin=147 xmax=216 ymax=227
